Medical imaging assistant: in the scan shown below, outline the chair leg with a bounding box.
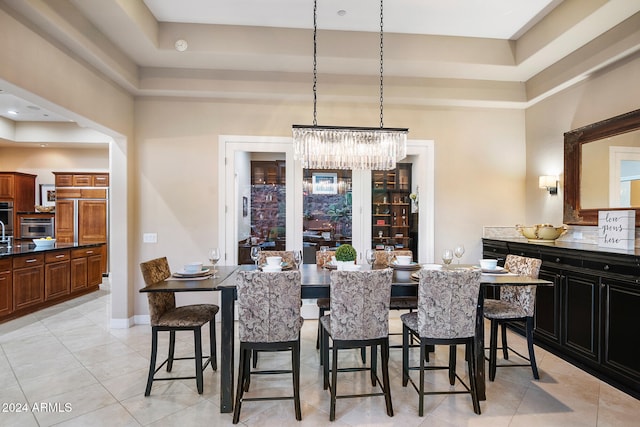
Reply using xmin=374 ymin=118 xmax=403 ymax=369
xmin=381 ymin=339 xmax=394 ymax=417
xmin=323 ymin=327 xmax=330 ymax=390
xmin=167 ymin=330 xmax=176 ymax=372
xmin=361 ymin=346 xmax=367 ymax=364
xmin=292 ymin=340 xmax=302 ymax=421
xmin=448 ymin=345 xmax=457 ymax=386
xmin=252 ymin=349 xmax=259 ymax=368
xmin=243 ymin=348 xmax=251 ymax=392
xmin=402 ymin=325 xmax=410 ymax=387
xmin=209 ymin=319 xmax=217 ymax=371
xmin=330 ymin=344 xmax=339 ymax=421
xmin=145 ymin=328 xmax=159 ymax=396
xmin=501 ymin=322 xmax=509 ymax=360
xmin=466 ymin=340 xmax=481 ymax=415
xmin=233 ymin=347 xmax=247 ymax=424
xmin=489 ymin=319 xmax=499 ymax=381
xmin=526 ymin=317 xmax=540 ymax=379
xmin=370 ymin=345 xmax=377 ymax=386
xmin=194 ymin=328 xmax=204 ymax=394
xmin=419 ymin=340 xmax=426 ymax=417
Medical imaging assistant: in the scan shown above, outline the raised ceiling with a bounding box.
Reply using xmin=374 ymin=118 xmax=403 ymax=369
xmin=1 ymin=0 xmax=640 ymax=123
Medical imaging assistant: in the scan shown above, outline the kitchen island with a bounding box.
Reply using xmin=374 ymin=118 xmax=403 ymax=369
xmin=482 ymin=237 xmax=640 ymax=399
xmin=0 ymin=241 xmax=105 ymax=323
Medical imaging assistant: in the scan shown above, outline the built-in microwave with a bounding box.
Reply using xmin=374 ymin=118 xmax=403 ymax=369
xmin=20 ymin=217 xmax=54 ymax=239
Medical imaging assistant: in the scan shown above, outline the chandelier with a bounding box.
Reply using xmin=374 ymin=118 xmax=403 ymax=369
xmin=292 ymin=0 xmax=408 ymax=170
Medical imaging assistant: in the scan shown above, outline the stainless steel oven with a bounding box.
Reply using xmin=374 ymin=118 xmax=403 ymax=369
xmin=20 ymin=217 xmax=54 ymax=239
xmin=0 ymin=201 xmax=13 ymax=238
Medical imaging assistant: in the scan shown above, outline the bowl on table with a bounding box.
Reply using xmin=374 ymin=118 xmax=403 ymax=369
xmin=479 ymin=259 xmax=498 ymax=270
xmin=266 ymin=256 xmax=282 ymax=266
xmin=395 ymin=255 xmax=412 ymax=265
xmin=33 ymin=238 xmax=56 ymax=248
xmin=184 ymin=262 xmax=203 ymax=274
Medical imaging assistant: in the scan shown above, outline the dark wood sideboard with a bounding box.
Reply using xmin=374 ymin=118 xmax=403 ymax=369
xmin=482 ymin=238 xmax=640 ymax=399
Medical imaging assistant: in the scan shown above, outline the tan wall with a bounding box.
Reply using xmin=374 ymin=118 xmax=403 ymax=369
xmin=134 ymin=98 xmax=527 ymax=314
xmin=525 ymin=50 xmax=640 ymax=226
xmin=0 ymin=8 xmax=134 ymax=324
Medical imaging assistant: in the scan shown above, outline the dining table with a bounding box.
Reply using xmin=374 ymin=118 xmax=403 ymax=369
xmin=140 ymin=263 xmax=552 ymax=413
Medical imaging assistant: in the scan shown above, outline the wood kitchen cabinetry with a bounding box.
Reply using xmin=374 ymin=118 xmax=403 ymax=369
xmin=0 ymin=258 xmax=12 ymax=317
xmin=71 ymin=247 xmax=102 ymax=291
xmin=0 ymin=243 xmax=103 ymax=323
xmin=0 ymin=172 xmax=36 ymax=237
xmin=53 ymin=172 xmax=109 ymax=274
xmin=482 ymin=238 xmax=640 ymax=399
xmin=13 ymin=253 xmax=44 ymax=311
xmin=44 ymin=250 xmax=70 ymax=300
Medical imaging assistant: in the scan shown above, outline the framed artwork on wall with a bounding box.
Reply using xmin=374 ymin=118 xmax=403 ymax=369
xmin=312 ymin=172 xmax=338 ymax=194
xmin=40 ymin=184 xmax=56 ymax=207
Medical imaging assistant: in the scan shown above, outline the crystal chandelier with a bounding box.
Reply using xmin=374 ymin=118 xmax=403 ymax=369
xmin=292 ymin=0 xmax=408 ymax=170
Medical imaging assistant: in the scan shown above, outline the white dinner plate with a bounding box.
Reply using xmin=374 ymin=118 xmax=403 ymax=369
xmin=392 ymin=261 xmax=420 ymax=270
xmin=481 ymin=266 xmax=507 ymax=274
xmin=173 ymin=268 xmax=210 ymax=277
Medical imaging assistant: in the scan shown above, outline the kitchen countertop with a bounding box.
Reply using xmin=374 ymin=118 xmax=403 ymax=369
xmin=0 ymin=241 xmax=104 ymax=257
xmin=483 ymin=237 xmax=640 ymax=258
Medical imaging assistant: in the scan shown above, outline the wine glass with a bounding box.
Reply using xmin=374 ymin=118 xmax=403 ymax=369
xmin=250 ymin=246 xmax=261 ymax=268
xmin=293 ymin=250 xmax=303 ymax=270
xmin=442 ymin=249 xmax=454 ymax=266
xmin=365 ymin=248 xmax=376 ymax=266
xmin=208 ymin=248 xmax=220 ymax=277
xmin=454 ymin=244 xmax=465 ymax=264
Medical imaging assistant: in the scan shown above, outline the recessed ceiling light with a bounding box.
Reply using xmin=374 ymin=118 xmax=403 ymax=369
xmin=337 ymin=9 xmax=347 ymax=16
xmin=27 ymin=105 xmax=40 ymax=110
xmin=7 ymin=110 xmax=18 ymax=115
xmin=40 ymin=143 xmax=48 ymax=148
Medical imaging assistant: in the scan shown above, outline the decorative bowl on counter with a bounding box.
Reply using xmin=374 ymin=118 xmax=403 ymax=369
xmin=516 ymin=224 xmax=568 ymax=242
xmin=33 ymin=238 xmax=56 ymax=247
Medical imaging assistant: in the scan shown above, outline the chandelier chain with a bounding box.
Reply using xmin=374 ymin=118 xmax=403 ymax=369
xmin=379 ymin=0 xmax=384 ymax=129
xmin=312 ymin=0 xmax=318 ymax=126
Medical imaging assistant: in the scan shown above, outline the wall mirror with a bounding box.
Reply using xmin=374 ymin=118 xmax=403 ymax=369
xmin=564 ymin=108 xmax=640 ymax=226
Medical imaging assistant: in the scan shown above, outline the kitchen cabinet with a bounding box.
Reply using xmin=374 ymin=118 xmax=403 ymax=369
xmin=482 ymin=238 xmax=640 ymax=399
xmin=53 ymin=172 xmax=109 ymax=274
xmin=371 ymin=164 xmax=415 ymax=254
xmin=0 ymin=172 xmax=36 ymax=239
xmin=54 ymin=173 xmax=109 ymax=188
xmin=71 ymin=247 xmax=102 ymax=291
xmin=13 ymin=253 xmax=44 ymax=311
xmin=0 ymin=258 xmax=12 ymax=317
xmin=44 ymin=250 xmax=70 ymax=300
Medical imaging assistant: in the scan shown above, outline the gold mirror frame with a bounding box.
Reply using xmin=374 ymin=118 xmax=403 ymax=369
xmin=564 ymin=108 xmax=640 ymax=226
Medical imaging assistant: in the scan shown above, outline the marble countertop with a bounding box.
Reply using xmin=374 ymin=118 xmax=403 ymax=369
xmin=483 ymin=237 xmax=640 ymax=258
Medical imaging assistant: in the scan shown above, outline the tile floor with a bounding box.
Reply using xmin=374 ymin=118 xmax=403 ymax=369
xmin=1 ymin=279 xmax=639 ymax=426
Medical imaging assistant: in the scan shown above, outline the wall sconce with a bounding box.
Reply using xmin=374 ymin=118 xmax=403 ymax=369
xmin=539 ymin=175 xmax=558 ymax=195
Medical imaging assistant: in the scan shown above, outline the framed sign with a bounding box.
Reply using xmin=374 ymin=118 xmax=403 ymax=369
xmin=40 ymin=184 xmax=56 ymax=207
xmin=312 ymin=173 xmax=338 ymax=194
xmin=598 ymin=210 xmax=636 ymax=250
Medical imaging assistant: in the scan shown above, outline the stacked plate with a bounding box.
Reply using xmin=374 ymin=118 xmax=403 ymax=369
xmin=172 ymin=268 xmax=211 ymax=278
xmin=391 ymin=261 xmax=420 ymax=270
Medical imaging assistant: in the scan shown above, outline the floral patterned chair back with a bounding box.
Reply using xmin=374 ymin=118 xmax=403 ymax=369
xmin=374 ymin=250 xmax=412 ymax=267
xmin=329 ymin=269 xmax=393 ymax=340
xmin=236 ymin=270 xmax=303 ymax=343
xmin=316 ymin=250 xmax=336 ymax=267
xmin=140 ymin=257 xmax=175 ymax=325
xmin=258 ymin=250 xmax=295 ymax=266
xmin=416 ymin=269 xmax=481 ymax=339
xmin=500 ymin=255 xmax=542 ymax=317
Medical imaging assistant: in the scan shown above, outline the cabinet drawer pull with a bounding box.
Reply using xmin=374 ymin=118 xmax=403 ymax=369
xmin=555 ymin=257 xmax=561 ymax=263
xmin=56 ymin=254 xmax=65 ymax=259
xmin=603 ymin=265 xmax=610 ymax=271
xmin=26 ymin=259 xmax=37 ymax=263
xmin=86 ymin=251 xmax=93 ymax=254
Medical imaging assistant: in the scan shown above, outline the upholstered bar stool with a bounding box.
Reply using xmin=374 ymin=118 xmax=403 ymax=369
xmin=315 ymin=250 xmax=335 ymax=351
xmin=233 ymin=270 xmax=304 ymax=424
xmin=320 ymin=269 xmax=394 ymax=421
xmin=140 ymin=257 xmax=218 ymax=396
xmin=484 ymin=254 xmax=542 ymax=381
xmin=401 ymin=268 xmax=482 ymax=415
